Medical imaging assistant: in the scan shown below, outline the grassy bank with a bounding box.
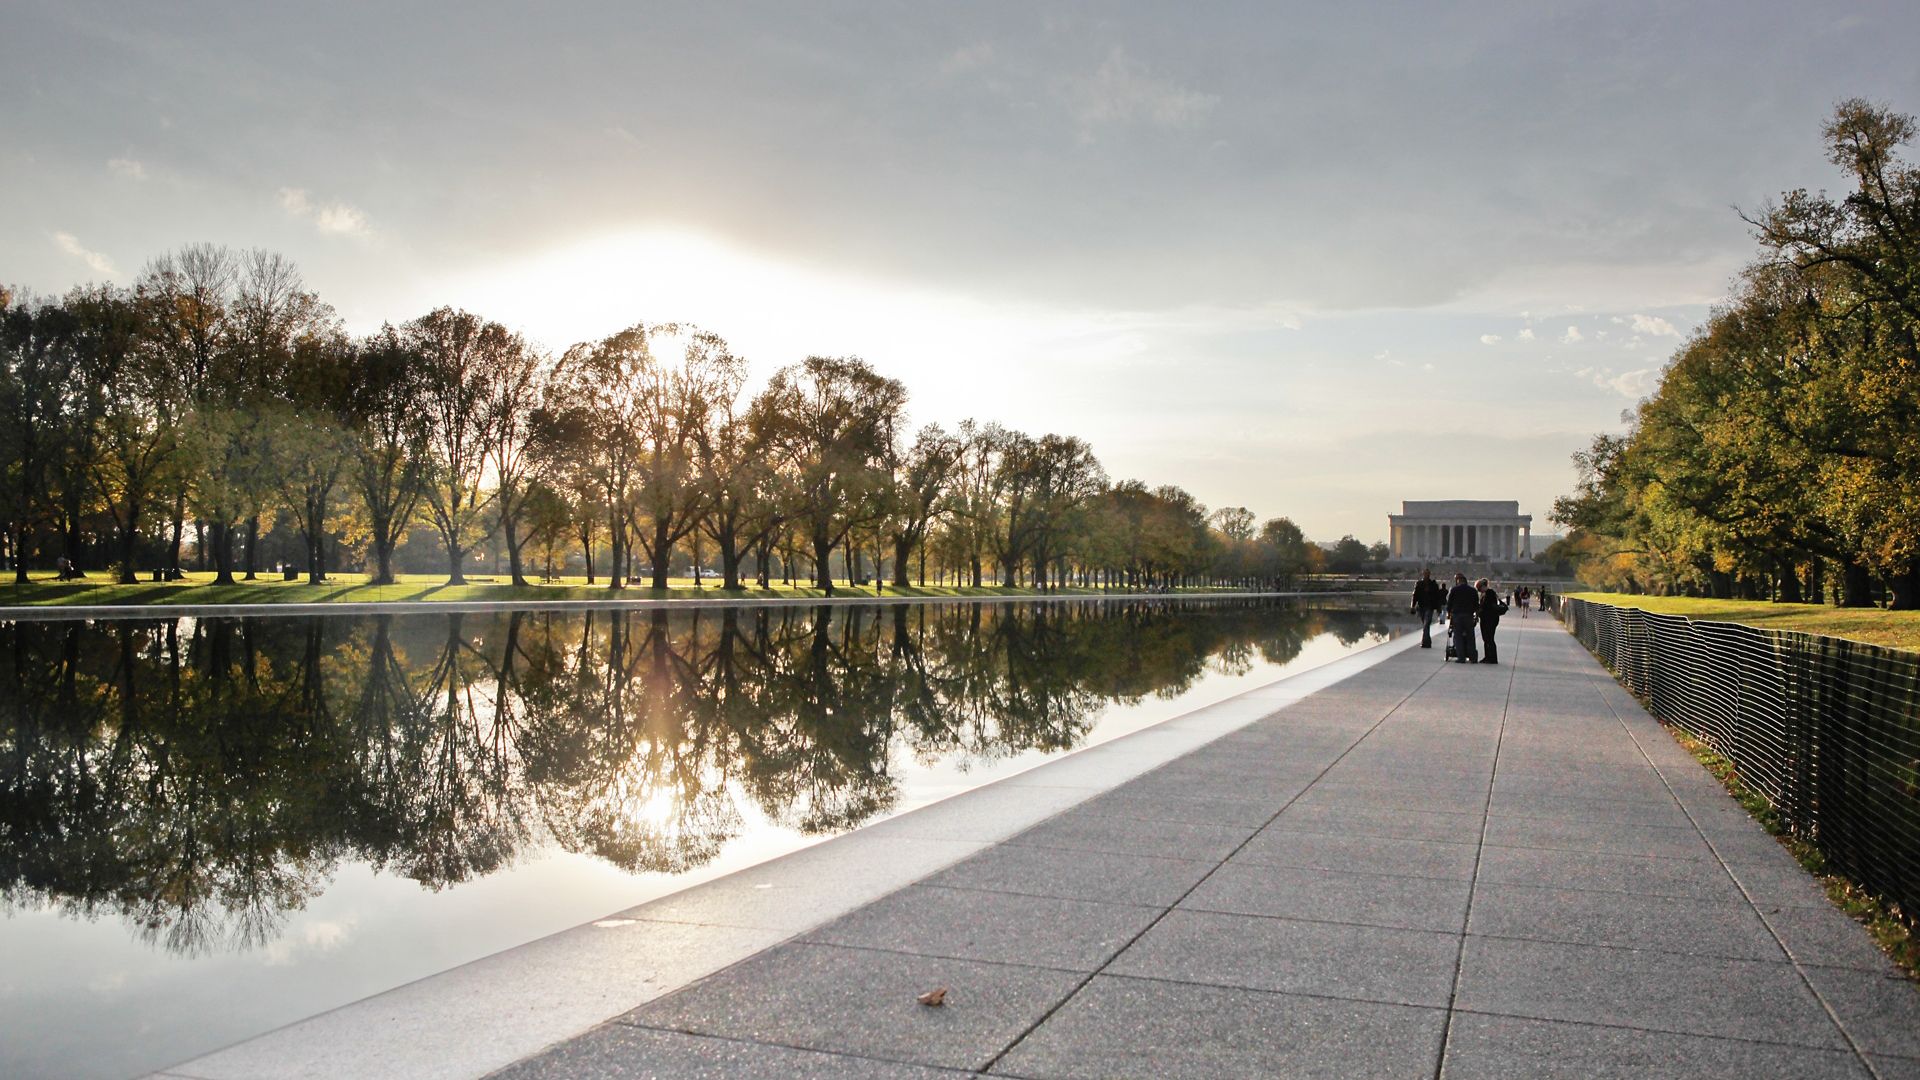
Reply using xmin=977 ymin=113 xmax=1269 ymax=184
xmin=1567 ymin=592 xmax=1920 ymax=652
xmin=0 ymin=572 xmax=1276 ymax=609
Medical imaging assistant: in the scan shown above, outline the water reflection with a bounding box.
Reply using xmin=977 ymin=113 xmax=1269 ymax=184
xmin=1 ymin=599 xmax=1392 ymax=958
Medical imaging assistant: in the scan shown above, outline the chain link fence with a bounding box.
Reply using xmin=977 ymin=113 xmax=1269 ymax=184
xmin=1548 ymin=594 xmax=1920 ymax=923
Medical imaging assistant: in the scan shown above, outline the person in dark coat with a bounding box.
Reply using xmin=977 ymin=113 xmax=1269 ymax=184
xmin=1476 ymin=577 xmax=1508 ymax=665
xmin=1445 ymin=573 xmax=1479 ymax=662
xmin=1410 ymin=569 xmax=1445 ymax=648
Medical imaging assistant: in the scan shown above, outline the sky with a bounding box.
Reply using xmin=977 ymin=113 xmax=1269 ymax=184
xmin=5 ymin=1 xmax=1919 ymax=543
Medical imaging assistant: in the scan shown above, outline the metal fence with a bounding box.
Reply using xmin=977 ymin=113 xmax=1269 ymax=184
xmin=1550 ymin=595 xmax=1920 ymax=922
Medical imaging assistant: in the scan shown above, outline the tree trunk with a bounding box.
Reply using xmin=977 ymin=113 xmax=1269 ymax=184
xmin=244 ymin=515 xmax=260 ymax=580
xmin=813 ymin=531 xmax=835 ymax=593
xmin=893 ymin=536 xmax=912 ymax=588
xmin=446 ymin=537 xmax=467 ymax=585
xmin=117 ymin=520 xmax=140 ymax=585
xmin=970 ymin=555 xmax=981 ymax=588
xmin=1887 ymin=567 xmax=1920 ymax=612
xmin=307 ymin=497 xmax=328 ymax=584
xmin=211 ymin=521 xmax=237 ymax=585
xmin=606 ymin=509 xmax=625 ymax=590
xmin=12 ymin=523 xmax=28 ymax=584
xmin=373 ymin=528 xmax=396 ymax=585
xmin=1777 ymin=556 xmax=1803 ymax=604
xmin=1841 ymin=558 xmax=1874 ymax=608
xmin=168 ymin=495 xmax=185 ymax=572
xmin=650 ymin=519 xmax=671 ymax=590
xmin=505 ymin=515 xmax=527 ymax=587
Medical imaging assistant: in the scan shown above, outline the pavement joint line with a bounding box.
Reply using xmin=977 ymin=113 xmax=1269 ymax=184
xmin=1205 ymin=861 xmax=1482 ymax=887
xmin=976 ymin=647 xmax=1456 ymax=1074
xmin=792 ymin=924 xmax=1163 ymax=974
xmin=1147 ymin=905 xmax=1466 ymax=939
xmin=1260 ymin=824 xmax=1484 ymax=846
xmin=1459 ymin=929 xmax=1796 ymax=966
xmin=1463 ymin=877 xmax=1751 ymax=904
xmin=909 ymin=879 xmax=1210 ymax=906
xmin=1071 ymin=968 xmax=1455 ymax=1013
xmin=1444 ymin=1005 xmax=1885 ymax=1055
xmin=1431 ymin=616 xmax=1522 ymax=1080
xmin=589 ymin=1019 xmax=984 ymax=1078
xmin=1468 ymin=839 xmax=1717 ymax=862
xmin=1568 ymin=622 xmax=1890 ymax=1080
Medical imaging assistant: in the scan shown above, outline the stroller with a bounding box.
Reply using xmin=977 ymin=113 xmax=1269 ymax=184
xmin=1446 ymin=616 xmax=1478 ymax=662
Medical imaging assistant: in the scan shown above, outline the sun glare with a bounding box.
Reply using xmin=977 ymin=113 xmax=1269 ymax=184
xmin=437 ymin=226 xmax=1136 ymax=426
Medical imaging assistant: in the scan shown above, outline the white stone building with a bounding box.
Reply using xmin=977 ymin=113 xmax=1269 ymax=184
xmin=1387 ymin=500 xmax=1532 ymax=565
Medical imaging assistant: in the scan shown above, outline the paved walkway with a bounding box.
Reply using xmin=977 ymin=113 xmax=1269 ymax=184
xmin=493 ymin=617 xmax=1920 ymax=1079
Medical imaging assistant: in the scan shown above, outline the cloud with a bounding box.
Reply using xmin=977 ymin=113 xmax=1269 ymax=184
xmin=1516 ymin=327 xmax=1535 ymax=341
xmin=1628 ymin=313 xmax=1679 ymax=337
xmin=107 ymin=157 xmax=146 ymax=180
xmin=1577 ymin=365 xmax=1658 ymax=399
xmin=1065 ymin=47 xmax=1217 ymax=136
xmin=53 ymin=232 xmax=118 ymax=276
xmin=1561 ymin=325 xmax=1584 ymax=344
xmin=940 ymin=42 xmax=995 ymax=76
xmin=278 ymin=186 xmax=372 ymax=237
xmin=1478 ymin=333 xmax=1501 ymax=345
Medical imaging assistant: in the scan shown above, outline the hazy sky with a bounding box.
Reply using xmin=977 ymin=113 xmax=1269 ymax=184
xmin=6 ymin=1 xmax=1918 ymax=541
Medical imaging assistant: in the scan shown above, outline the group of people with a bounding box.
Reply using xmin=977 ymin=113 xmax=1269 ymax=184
xmin=1410 ymin=569 xmax=1510 ymax=664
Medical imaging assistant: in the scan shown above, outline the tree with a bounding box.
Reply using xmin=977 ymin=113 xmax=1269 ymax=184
xmin=1257 ymin=516 xmax=1314 ymax=587
xmin=756 ymin=356 xmax=907 ymax=594
xmin=884 ymin=423 xmax=962 ymax=587
xmin=483 ymin=335 xmax=548 ymax=587
xmin=346 ymin=328 xmax=428 ymax=585
xmin=81 ymin=287 xmax=181 ymax=583
xmin=546 ymin=327 xmax=650 ymax=589
xmin=270 ymin=330 xmax=356 ymax=583
xmin=407 ymin=308 xmax=524 ymax=585
xmin=1327 ymin=535 xmax=1370 ymax=574
xmin=0 ymin=292 xmax=77 ymax=580
xmin=627 ymin=327 xmax=742 ymax=591
xmin=699 ymin=379 xmax=789 ymax=590
xmin=140 ymin=244 xmax=239 ymax=573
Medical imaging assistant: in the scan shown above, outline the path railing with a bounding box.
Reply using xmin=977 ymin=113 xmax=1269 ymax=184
xmin=1548 ymin=594 xmax=1920 ymax=923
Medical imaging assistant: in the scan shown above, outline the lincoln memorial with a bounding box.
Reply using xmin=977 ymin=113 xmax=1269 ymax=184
xmin=1387 ymin=500 xmax=1533 ymax=565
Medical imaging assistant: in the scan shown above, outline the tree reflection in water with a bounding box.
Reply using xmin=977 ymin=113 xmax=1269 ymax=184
xmin=0 ymin=599 xmax=1390 ymax=956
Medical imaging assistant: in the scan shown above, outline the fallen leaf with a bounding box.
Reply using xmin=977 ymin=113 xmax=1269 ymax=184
xmin=917 ymin=987 xmax=948 ymax=1007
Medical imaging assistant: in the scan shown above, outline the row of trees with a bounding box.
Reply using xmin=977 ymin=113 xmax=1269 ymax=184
xmin=1553 ymin=99 xmax=1920 ymax=609
xmin=1 ymin=253 xmax=1327 ymax=592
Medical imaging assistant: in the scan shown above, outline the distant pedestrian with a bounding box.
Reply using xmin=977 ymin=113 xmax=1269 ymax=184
xmin=1410 ymin=569 xmax=1445 ymax=648
xmin=1476 ymin=578 xmax=1508 ymax=664
xmin=1446 ymin=573 xmax=1479 ymax=662
xmin=1515 ymin=585 xmax=1531 ymax=617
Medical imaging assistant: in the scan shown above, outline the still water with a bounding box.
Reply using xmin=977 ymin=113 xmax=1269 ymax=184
xmin=0 ymin=597 xmax=1401 ymax=1079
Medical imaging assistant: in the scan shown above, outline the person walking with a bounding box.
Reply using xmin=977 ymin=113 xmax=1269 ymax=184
xmin=1410 ymin=569 xmax=1445 ymax=648
xmin=1476 ymin=577 xmax=1508 ymax=665
xmin=1446 ymin=573 xmax=1479 ymax=662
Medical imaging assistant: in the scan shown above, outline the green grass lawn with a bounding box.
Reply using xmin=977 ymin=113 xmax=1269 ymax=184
xmin=0 ymin=571 xmax=1260 ymax=608
xmin=1568 ymin=592 xmax=1920 ymax=652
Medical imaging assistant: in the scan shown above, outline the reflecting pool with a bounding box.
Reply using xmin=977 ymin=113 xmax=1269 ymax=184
xmin=0 ymin=597 xmax=1401 ymax=1079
